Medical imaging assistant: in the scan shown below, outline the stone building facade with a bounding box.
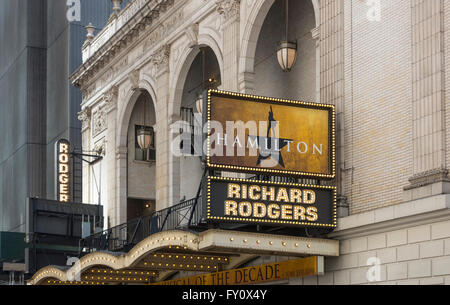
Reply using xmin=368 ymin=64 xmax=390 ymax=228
xmin=65 ymin=0 xmax=450 ymax=284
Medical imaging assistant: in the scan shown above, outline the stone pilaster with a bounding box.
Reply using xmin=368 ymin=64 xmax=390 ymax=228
xmin=216 ymin=0 xmax=241 ymax=91
xmin=152 ymin=44 xmax=171 ymax=210
xmin=103 ymin=85 xmax=118 ymax=228
xmin=404 ymin=0 xmax=448 ymax=200
xmin=115 ymin=145 xmax=128 ymax=226
xmin=78 ymin=106 xmax=92 ymax=204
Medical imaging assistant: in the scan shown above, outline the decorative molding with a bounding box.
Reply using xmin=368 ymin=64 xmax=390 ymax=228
xmin=185 ymin=23 xmax=199 ymax=48
xmin=81 ymin=84 xmax=96 ymax=102
xmin=92 ymin=106 xmax=108 ymax=137
xmin=103 ymin=85 xmax=119 ymax=113
xmin=71 ymin=0 xmax=177 ymax=88
xmin=329 ymin=194 xmax=450 ymax=240
xmin=216 ymin=0 xmax=240 ymax=21
xmin=151 ymin=44 xmax=171 ymax=74
xmin=77 ymin=107 xmax=92 ymax=131
xmin=404 ymin=168 xmax=450 ymax=190
xmin=129 ymin=69 xmax=140 ymax=91
xmin=94 ymin=140 xmax=107 ymax=156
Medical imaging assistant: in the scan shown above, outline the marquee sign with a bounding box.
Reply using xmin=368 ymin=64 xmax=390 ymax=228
xmin=153 ymin=256 xmax=323 ymax=285
xmin=205 ymin=176 xmax=337 ymax=228
xmin=204 ymin=90 xmax=335 ymax=179
xmin=56 ymin=139 xmax=70 ymax=202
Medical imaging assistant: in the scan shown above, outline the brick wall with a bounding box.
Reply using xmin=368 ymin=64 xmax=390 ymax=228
xmin=342 ymin=0 xmax=413 ymax=214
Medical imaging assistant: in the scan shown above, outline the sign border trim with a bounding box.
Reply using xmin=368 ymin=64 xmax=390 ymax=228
xmin=205 ymin=89 xmax=336 ymax=179
xmin=205 ymin=176 xmax=337 ymax=228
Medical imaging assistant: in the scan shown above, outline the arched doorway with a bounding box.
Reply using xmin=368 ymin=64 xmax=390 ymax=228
xmin=240 ymin=0 xmax=318 ymax=100
xmin=176 ymin=46 xmax=221 ymax=202
xmin=254 ymin=0 xmax=317 ymax=101
xmin=126 ymin=90 xmax=157 ymax=221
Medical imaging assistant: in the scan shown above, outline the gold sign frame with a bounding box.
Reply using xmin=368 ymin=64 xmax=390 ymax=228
xmin=204 ymin=90 xmax=336 ymax=179
xmin=205 ymin=176 xmax=337 ymax=228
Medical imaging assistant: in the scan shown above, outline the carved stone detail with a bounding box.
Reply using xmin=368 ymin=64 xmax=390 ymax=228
xmin=94 ymin=140 xmax=107 ymax=156
xmin=92 ymin=107 xmax=107 ymax=137
xmin=129 ymin=69 xmax=140 ymax=91
xmin=216 ymin=0 xmax=240 ymax=21
xmin=104 ymin=85 xmax=119 ymax=112
xmin=151 ymin=44 xmax=171 ymax=73
xmin=78 ymin=107 xmax=92 ymax=131
xmin=185 ymin=23 xmax=199 ymax=48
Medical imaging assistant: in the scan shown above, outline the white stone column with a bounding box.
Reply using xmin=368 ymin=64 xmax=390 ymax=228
xmin=115 ymin=145 xmax=128 ymax=226
xmin=404 ymin=0 xmax=448 ymax=200
xmin=78 ymin=106 xmax=92 ymax=205
xmin=217 ymin=0 xmax=241 ymax=92
xmin=152 ymin=45 xmax=172 ymax=210
xmin=168 ymin=115 xmax=181 ymax=208
xmin=103 ymin=86 xmax=119 ymax=228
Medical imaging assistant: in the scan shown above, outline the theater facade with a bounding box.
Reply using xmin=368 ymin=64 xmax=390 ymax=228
xmin=29 ymin=0 xmax=450 ymax=285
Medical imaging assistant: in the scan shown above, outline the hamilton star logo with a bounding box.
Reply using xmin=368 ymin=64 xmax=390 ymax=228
xmin=248 ymin=106 xmax=293 ymax=168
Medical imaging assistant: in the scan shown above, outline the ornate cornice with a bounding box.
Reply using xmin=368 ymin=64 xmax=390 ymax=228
xmin=404 ymin=168 xmax=450 ymax=190
xmin=70 ymin=0 xmax=176 ymax=89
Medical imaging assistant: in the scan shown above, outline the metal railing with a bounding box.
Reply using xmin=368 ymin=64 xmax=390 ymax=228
xmin=79 ymin=196 xmax=204 ymax=254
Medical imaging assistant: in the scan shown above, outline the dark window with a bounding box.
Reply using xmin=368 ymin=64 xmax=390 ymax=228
xmin=135 ymin=125 xmax=156 ymax=162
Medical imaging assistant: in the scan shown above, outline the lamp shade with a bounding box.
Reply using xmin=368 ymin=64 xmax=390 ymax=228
xmin=137 ymin=128 xmax=153 ymax=150
xmin=196 ymin=94 xmax=203 ymax=114
xmin=277 ymin=41 xmax=298 ymax=72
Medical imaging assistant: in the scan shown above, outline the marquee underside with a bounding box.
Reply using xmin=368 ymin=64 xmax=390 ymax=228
xmin=28 ymin=229 xmax=339 ymax=285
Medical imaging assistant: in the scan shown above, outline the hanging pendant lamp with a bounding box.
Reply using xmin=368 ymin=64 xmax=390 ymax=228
xmin=137 ymin=97 xmax=153 ymax=150
xmin=277 ymin=0 xmax=298 ymax=72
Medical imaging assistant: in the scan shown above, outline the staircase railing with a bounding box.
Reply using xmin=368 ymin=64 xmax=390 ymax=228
xmin=79 ymin=196 xmax=203 ymax=254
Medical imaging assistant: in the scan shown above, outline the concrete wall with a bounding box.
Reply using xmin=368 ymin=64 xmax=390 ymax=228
xmin=0 ymin=0 xmax=115 ymax=232
xmin=0 ymin=0 xmax=47 ymax=232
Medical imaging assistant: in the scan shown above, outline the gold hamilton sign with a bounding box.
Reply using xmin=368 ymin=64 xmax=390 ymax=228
xmin=204 ymin=90 xmax=336 ymax=179
xmin=153 ymin=256 xmax=322 ymax=285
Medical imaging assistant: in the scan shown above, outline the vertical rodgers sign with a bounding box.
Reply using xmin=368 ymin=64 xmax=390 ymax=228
xmin=205 ymin=176 xmax=337 ymax=228
xmin=55 ymin=139 xmax=70 ymax=202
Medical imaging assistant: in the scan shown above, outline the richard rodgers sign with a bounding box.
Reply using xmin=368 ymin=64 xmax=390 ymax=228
xmin=56 ymin=139 xmax=70 ymax=202
xmin=204 ymin=90 xmax=336 ymax=179
xmin=205 ymin=177 xmax=337 ymax=228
